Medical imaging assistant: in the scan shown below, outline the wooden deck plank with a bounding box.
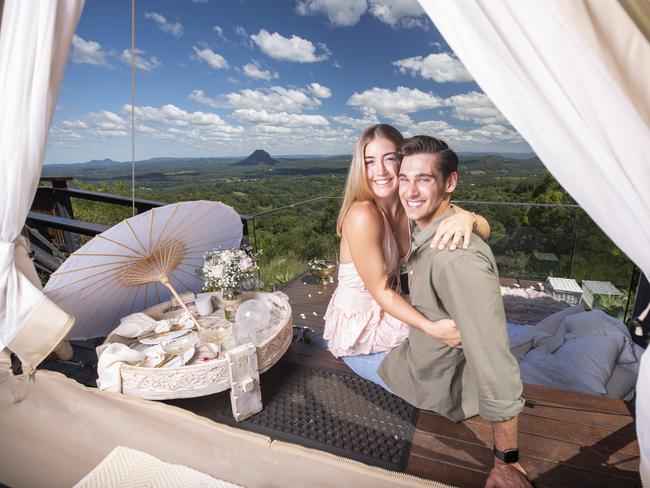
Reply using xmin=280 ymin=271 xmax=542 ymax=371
xmin=414 ymin=413 xmax=639 ymax=477
xmin=409 ymin=432 xmax=640 ymax=488
xmin=522 ymin=383 xmax=635 ymax=417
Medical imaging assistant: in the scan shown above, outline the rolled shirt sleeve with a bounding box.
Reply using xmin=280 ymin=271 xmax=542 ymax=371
xmin=434 ymin=250 xmax=524 ymax=422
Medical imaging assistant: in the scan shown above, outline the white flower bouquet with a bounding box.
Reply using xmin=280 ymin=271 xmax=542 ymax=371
xmin=201 ymin=248 xmax=261 ymax=299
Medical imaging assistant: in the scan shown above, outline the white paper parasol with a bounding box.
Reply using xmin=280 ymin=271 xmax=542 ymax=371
xmin=44 ymin=200 xmax=242 ymax=340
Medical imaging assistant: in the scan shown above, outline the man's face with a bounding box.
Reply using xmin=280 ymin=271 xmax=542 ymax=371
xmin=399 ymin=153 xmax=457 ymax=228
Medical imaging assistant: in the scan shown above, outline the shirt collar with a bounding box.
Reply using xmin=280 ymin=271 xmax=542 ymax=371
xmin=411 ymin=207 xmax=456 ymax=254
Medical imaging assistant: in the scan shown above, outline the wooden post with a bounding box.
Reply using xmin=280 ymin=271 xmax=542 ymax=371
xmin=226 ymin=343 xmax=262 ymax=421
xmin=49 ymin=177 xmax=80 ymax=252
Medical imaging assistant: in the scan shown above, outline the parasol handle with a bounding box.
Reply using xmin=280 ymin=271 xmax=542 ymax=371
xmin=159 ymin=274 xmax=203 ymax=331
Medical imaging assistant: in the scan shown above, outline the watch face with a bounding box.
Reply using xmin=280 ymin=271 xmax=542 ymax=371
xmin=503 ymin=449 xmax=519 ymax=463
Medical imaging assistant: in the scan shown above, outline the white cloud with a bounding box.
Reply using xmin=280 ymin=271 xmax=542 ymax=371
xmin=192 ymin=46 xmax=229 ymax=69
xmin=232 ymin=109 xmax=329 ymax=128
xmin=332 ymin=114 xmax=379 ymax=129
xmin=296 ymin=0 xmax=367 ymax=27
xmin=71 ymin=35 xmax=111 ymax=67
xmin=399 ymin=16 xmax=429 ymax=30
xmin=403 ymin=119 xmax=464 ymax=141
xmin=119 ymin=49 xmax=161 ymax=72
xmin=213 ymin=25 xmax=226 ymax=41
xmin=444 ymin=91 xmax=508 ymax=125
xmin=294 ymin=0 xmax=427 ymax=28
xmin=59 ymin=111 xmax=129 ymax=138
xmin=307 ymin=83 xmax=331 ymax=98
xmin=368 ymin=0 xmax=426 ymax=28
xmin=193 ymin=0 xmax=208 ymax=3
xmin=251 ymin=125 xmax=294 ymax=135
xmin=235 ymin=26 xmax=254 ymax=48
xmin=466 ymin=124 xmax=523 ymax=143
xmin=86 ymin=111 xmax=128 ymax=134
xmin=118 ymin=104 xmax=244 ymax=145
xmin=393 ymin=52 xmax=472 ymax=83
xmin=251 ymin=29 xmax=330 ymax=63
xmin=347 ymin=86 xmax=442 ymax=124
xmin=144 ymin=12 xmax=183 ymax=38
xmin=62 ymin=119 xmax=89 ymax=129
xmin=243 ymin=62 xmax=278 ymax=80
xmin=190 ymin=86 xmax=321 ymax=113
xmin=123 ymin=104 xmax=233 ymax=129
xmin=48 ymin=125 xmax=83 ymax=148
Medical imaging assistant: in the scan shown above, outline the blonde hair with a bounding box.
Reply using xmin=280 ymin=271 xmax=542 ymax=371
xmin=336 ymin=124 xmax=404 ymax=235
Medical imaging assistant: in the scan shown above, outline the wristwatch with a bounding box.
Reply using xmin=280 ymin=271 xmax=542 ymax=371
xmin=493 ymin=446 xmax=519 ymax=464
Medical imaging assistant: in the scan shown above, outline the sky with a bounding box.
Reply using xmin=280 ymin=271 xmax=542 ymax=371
xmin=45 ymin=0 xmax=532 ymax=164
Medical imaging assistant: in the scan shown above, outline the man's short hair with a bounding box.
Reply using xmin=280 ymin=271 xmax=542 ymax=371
xmin=399 ymin=135 xmax=459 ymax=181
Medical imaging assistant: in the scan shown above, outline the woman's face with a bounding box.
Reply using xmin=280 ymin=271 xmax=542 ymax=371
xmin=364 ymin=136 xmax=399 ymax=201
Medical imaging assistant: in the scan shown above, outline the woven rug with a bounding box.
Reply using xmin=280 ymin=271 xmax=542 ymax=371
xmin=73 ymin=446 xmax=241 ymax=488
xmin=169 ymin=361 xmax=419 ymax=472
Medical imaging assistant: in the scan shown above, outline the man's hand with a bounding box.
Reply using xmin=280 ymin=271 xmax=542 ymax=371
xmin=485 ymin=462 xmax=532 ymax=488
xmin=420 ymin=319 xmax=462 ymax=348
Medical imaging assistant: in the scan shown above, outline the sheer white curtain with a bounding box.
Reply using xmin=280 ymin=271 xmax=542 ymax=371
xmin=419 ymin=0 xmax=650 ymax=481
xmin=0 ymin=1 xmax=84 ymax=359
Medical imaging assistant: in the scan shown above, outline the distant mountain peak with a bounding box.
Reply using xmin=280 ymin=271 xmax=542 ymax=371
xmin=233 ymin=149 xmax=278 ymax=166
xmin=83 ymin=157 xmax=118 ymax=165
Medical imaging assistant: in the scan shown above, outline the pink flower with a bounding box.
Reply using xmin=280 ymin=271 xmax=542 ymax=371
xmin=212 ymin=264 xmax=224 ymax=278
xmin=239 ymin=256 xmax=253 ymax=270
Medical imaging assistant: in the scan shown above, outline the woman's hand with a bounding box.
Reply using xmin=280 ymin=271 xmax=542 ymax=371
xmin=420 ymin=318 xmax=462 ymax=348
xmin=430 ymin=207 xmax=477 ymax=251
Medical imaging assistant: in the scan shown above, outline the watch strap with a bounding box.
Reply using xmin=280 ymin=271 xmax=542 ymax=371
xmin=493 ymin=446 xmax=519 ymax=464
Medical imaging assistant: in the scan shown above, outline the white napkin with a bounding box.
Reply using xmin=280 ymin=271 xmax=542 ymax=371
xmin=96 ymin=343 xmax=174 ymax=392
xmin=111 ymin=312 xmax=175 ymax=338
xmin=97 ymin=343 xmax=146 ymax=392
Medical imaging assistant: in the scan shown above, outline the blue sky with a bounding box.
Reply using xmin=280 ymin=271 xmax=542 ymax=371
xmin=45 ymin=0 xmax=532 ymax=163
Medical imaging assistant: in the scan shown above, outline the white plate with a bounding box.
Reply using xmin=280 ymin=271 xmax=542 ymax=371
xmin=139 ymin=328 xmax=192 ymax=345
xmin=161 ymin=345 xmax=196 ymax=368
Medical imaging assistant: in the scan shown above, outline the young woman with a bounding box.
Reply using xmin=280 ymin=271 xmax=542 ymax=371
xmin=322 ymin=124 xmax=490 ymax=383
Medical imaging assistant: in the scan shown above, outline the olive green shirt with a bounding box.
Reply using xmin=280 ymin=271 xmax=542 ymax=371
xmin=379 ymin=210 xmax=524 ymax=422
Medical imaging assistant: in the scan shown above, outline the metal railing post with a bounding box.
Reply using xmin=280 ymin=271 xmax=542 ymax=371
xmin=568 ymin=207 xmax=579 ymax=277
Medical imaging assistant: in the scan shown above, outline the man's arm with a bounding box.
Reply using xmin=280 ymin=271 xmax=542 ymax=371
xmin=487 ymin=417 xmax=531 ymax=487
xmin=433 ymin=250 xmax=530 ymax=484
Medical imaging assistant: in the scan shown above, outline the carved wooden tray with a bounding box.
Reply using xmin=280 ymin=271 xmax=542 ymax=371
xmin=107 ymin=291 xmax=293 ymax=400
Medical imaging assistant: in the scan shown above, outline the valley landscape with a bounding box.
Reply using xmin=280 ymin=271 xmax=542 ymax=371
xmin=41 ymin=151 xmax=637 ymax=313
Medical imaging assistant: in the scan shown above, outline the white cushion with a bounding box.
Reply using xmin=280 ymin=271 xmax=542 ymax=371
xmin=535 ymin=303 xmax=585 ymax=335
xmin=519 ymin=349 xmax=595 ymax=394
xmin=563 ymin=310 xmax=637 ymax=363
xmin=510 ymin=338 xmax=534 ymax=360
xmin=534 ymin=319 xmax=567 ymax=354
xmin=605 ymin=364 xmax=638 ymax=399
xmin=519 ymin=335 xmax=624 ymax=395
xmin=506 ymin=325 xmax=537 ymax=360
xmin=553 ymin=335 xmax=625 ymax=394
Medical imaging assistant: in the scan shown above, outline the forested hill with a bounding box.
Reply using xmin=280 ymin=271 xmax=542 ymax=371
xmin=43 ymin=153 xmax=544 ymax=183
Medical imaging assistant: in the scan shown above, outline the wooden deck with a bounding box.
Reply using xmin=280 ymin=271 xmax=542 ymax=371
xmin=282 ymin=272 xmax=641 ymax=487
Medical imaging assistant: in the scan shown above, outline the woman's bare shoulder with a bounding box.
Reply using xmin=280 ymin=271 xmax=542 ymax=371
xmin=346 ymin=201 xmax=382 ymax=221
xmin=343 ymin=201 xmax=383 ymax=238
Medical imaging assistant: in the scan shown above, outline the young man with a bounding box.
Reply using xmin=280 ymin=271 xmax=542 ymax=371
xmin=378 ymin=135 xmax=531 ymax=487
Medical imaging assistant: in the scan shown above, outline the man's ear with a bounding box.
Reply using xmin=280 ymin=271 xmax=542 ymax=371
xmin=444 ymin=171 xmax=458 ymax=193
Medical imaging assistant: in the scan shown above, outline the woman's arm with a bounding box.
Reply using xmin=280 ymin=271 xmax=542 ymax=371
xmin=343 ymin=203 xmax=460 ymax=347
xmin=430 ymin=204 xmax=490 ymax=251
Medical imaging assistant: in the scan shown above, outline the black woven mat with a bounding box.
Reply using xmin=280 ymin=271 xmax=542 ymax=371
xmin=168 ymin=360 xmax=419 ymax=471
